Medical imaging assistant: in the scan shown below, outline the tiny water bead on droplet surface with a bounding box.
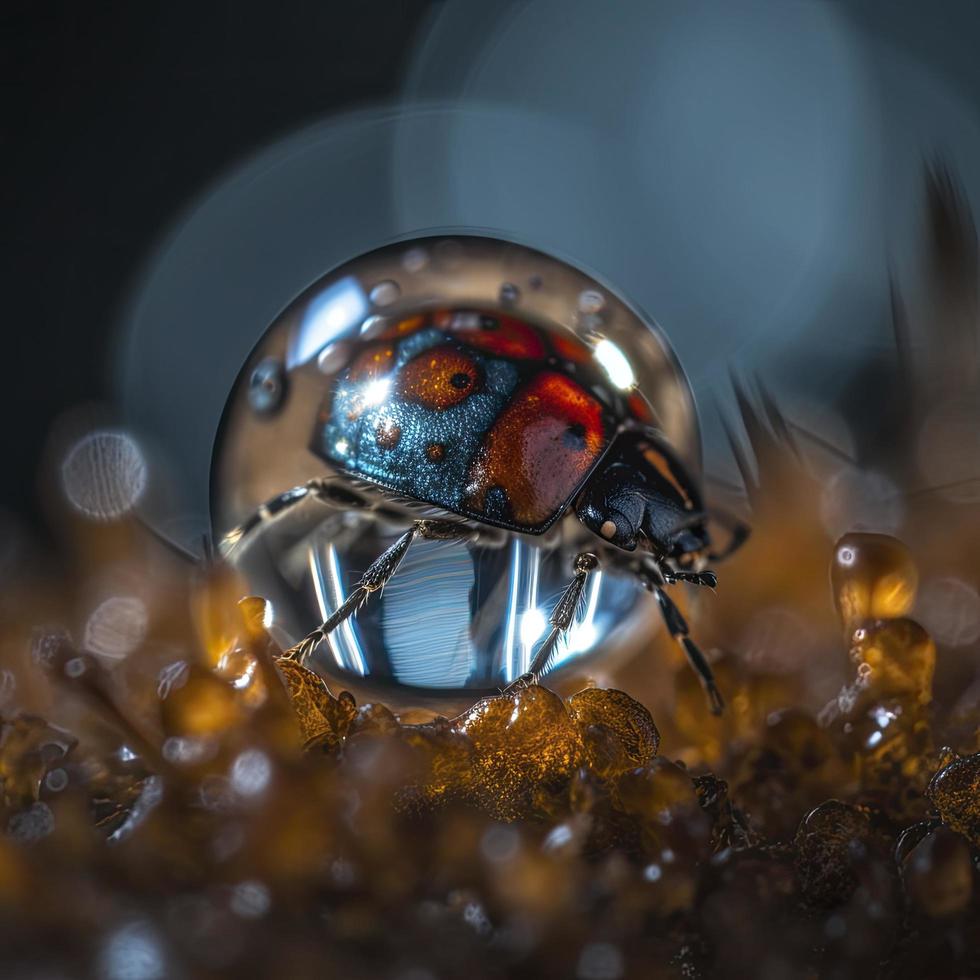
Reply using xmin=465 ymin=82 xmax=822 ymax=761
xmin=498 ymin=282 xmax=520 ymax=306
xmin=369 ymin=279 xmax=401 ymax=307
xmin=211 ymin=235 xmax=700 ymax=710
xmin=831 ymin=532 xmax=918 ymax=631
xmin=577 ymin=289 xmax=605 ymax=315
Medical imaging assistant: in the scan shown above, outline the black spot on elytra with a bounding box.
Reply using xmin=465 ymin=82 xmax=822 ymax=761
xmin=563 ymin=422 xmax=587 ymax=449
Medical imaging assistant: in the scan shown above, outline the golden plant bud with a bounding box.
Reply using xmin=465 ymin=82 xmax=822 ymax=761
xmin=927 ymin=751 xmax=980 ymax=847
xmin=159 ymin=665 xmax=243 ymax=737
xmin=454 ymin=685 xmax=584 ymax=820
xmin=831 ymin=532 xmax=918 ymax=631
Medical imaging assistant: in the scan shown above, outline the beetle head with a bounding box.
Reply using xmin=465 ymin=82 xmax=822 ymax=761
xmin=575 ymin=495 xmax=640 ymax=551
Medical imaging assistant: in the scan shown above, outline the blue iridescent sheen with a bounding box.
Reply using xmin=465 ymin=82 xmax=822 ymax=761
xmin=315 ymin=327 xmax=520 ymax=514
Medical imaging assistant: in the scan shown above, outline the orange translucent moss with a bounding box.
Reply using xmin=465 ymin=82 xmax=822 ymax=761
xmin=927 ymin=751 xmax=980 ymax=847
xmin=453 ymin=685 xmax=584 ymax=820
xmin=7 ymin=525 xmax=980 ymax=977
xmin=274 ymin=658 xmax=356 ymax=748
xmin=159 ymin=665 xmax=243 ymax=737
xmin=465 ymin=371 xmax=606 ymax=527
xmin=566 ymin=688 xmax=660 ymax=777
xmin=0 ymin=715 xmax=75 ymax=809
xmin=793 ymin=800 xmax=878 ymax=907
xmin=397 ymin=345 xmax=482 ymax=411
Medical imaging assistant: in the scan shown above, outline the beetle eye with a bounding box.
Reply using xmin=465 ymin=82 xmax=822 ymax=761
xmin=600 ymin=520 xmax=618 ymax=540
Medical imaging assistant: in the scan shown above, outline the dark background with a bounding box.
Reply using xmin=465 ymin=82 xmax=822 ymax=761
xmin=2 ymin=1 xmax=434 ymax=532
xmin=7 ymin=1 xmax=980 ymax=546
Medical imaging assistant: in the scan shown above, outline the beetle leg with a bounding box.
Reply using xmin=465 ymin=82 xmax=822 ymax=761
xmin=290 ymin=519 xmax=477 ymax=666
xmin=662 ymin=567 xmax=717 ymax=589
xmin=637 ymin=555 xmax=716 ymax=590
xmin=503 ymin=553 xmax=599 ymax=691
xmin=219 ymin=478 xmax=370 ymax=559
xmin=646 ymin=583 xmax=724 ymax=715
xmin=706 ymin=510 xmax=751 ymax=562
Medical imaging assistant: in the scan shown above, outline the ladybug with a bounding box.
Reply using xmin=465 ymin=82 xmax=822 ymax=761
xmin=270 ymin=305 xmax=747 ymax=713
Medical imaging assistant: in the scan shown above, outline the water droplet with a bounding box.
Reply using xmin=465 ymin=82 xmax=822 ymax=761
xmin=162 ymin=735 xmax=215 ymax=766
xmin=100 ymin=921 xmax=167 ymax=980
xmin=830 ymin=533 xmax=917 ymax=630
xmin=461 ymin=900 xmax=492 ymax=936
xmin=230 ymin=748 xmax=271 ymax=797
xmin=499 ymin=282 xmax=520 ymax=305
xmin=230 ymin=880 xmax=271 ymax=919
xmin=84 ymin=596 xmax=148 ymax=662
xmin=577 ymin=941 xmax=623 ymax=980
xmin=157 ymin=660 xmax=188 ymax=699
xmin=61 ymin=430 xmax=147 ymax=521
xmin=578 ymin=289 xmax=605 ymax=315
xmin=44 ymin=768 xmax=69 ymax=793
xmin=369 ymin=280 xmax=400 ymax=307
xmin=7 ymin=801 xmax=55 ymax=841
xmin=480 ymin=824 xmax=520 ymax=863
xmin=401 ymin=247 xmax=428 ymax=273
xmin=358 ymin=314 xmax=389 ymax=340
xmin=330 ymin=857 xmax=358 ymax=887
xmin=199 ymin=775 xmax=235 ymax=811
xmin=248 ymin=357 xmax=285 ymax=415
xmin=542 ymin=822 xmax=575 ymax=852
xmin=317 ymin=341 xmax=351 ymax=373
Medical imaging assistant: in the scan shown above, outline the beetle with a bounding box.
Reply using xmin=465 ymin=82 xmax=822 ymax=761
xmin=243 ymin=305 xmax=747 ymax=714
